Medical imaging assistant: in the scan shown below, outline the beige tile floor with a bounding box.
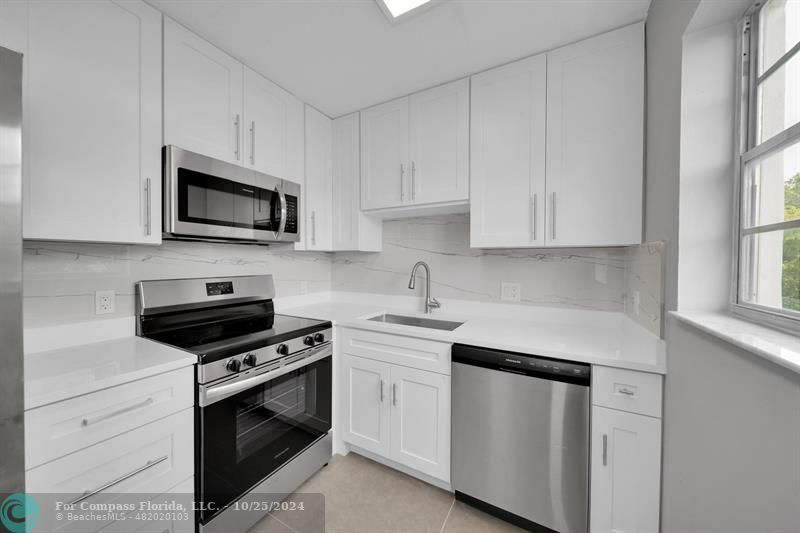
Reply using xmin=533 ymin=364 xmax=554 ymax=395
xmin=248 ymin=452 xmax=526 ymax=533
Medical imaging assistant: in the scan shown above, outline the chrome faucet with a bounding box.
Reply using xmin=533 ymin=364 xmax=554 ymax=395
xmin=408 ymin=261 xmax=441 ymax=314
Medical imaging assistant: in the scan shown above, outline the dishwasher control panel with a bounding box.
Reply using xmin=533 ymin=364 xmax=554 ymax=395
xmin=452 ymin=344 xmax=591 ymax=385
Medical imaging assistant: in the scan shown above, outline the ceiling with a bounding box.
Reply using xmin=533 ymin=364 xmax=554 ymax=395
xmin=148 ymin=0 xmax=651 ymax=117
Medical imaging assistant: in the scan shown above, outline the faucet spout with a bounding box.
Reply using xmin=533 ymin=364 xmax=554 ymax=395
xmin=408 ymin=261 xmax=440 ymax=314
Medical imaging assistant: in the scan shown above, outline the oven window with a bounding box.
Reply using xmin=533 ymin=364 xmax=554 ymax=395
xmin=199 ymin=356 xmax=332 ymax=524
xmin=178 ymin=168 xmax=255 ymax=229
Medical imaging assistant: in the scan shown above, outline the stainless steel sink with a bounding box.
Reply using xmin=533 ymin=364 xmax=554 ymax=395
xmin=368 ymin=313 xmax=464 ymax=331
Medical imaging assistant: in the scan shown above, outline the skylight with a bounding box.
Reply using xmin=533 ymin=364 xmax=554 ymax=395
xmin=377 ymin=0 xmax=434 ymax=20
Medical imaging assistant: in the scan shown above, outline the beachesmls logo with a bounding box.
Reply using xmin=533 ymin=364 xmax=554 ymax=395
xmin=0 ymin=493 xmax=39 ymax=533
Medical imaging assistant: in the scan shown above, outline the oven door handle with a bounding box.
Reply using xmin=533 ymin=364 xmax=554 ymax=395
xmin=200 ymin=345 xmax=331 ymax=407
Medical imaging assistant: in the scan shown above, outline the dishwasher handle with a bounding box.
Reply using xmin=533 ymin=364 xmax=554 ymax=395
xmin=452 ymin=343 xmax=591 ymax=386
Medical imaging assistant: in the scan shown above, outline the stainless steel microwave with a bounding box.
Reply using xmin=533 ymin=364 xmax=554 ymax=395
xmin=163 ymin=146 xmax=300 ymax=243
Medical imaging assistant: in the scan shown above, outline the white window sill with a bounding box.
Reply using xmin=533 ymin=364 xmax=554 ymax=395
xmin=668 ymin=310 xmax=800 ymax=375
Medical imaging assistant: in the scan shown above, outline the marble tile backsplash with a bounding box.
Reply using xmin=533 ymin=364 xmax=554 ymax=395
xmin=23 ymin=215 xmax=664 ymax=338
xmin=332 ymin=215 xmax=629 ymax=312
xmin=23 ymin=240 xmax=331 ymax=327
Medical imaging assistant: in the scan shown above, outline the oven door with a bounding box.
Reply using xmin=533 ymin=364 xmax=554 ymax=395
xmin=198 ymin=350 xmax=332 ymax=525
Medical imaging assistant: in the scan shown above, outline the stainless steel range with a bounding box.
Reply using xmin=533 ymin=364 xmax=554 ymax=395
xmin=135 ymin=275 xmax=332 ymax=533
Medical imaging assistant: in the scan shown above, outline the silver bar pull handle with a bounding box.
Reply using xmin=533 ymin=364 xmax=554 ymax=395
xmin=379 ymin=379 xmax=384 ymax=403
xmin=400 ymin=164 xmax=405 ymax=202
xmin=250 ymin=121 xmax=256 ymax=165
xmin=411 ymin=161 xmax=416 ymax=201
xmin=144 ymin=178 xmax=152 ymax=236
xmin=617 ymin=387 xmax=636 ymax=397
xmin=392 ymin=383 xmax=397 ymax=406
xmin=602 ymin=434 xmax=608 ymax=467
xmin=68 ymin=455 xmax=169 ymax=505
xmin=311 ymin=210 xmax=317 ymax=246
xmin=550 ymin=192 xmax=556 ymax=240
xmin=234 ymin=114 xmax=241 ymax=160
xmin=82 ymin=397 xmax=154 ymax=427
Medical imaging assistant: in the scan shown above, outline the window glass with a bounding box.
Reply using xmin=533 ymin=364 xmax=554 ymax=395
xmin=740 ymin=228 xmax=800 ymax=312
xmin=757 ymin=52 xmax=800 ymax=142
xmin=759 ymin=0 xmax=800 ymax=75
xmin=742 ymin=140 xmax=800 ymax=228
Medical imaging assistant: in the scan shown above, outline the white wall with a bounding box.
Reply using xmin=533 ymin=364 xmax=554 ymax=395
xmin=677 ymin=21 xmax=737 ymax=311
xmin=644 ymin=0 xmax=700 ymax=312
xmin=662 ymin=318 xmax=800 ymax=532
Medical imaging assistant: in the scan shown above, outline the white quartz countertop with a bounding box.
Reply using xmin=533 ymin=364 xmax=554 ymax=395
xmin=279 ymin=294 xmax=666 ymax=374
xmin=24 ymin=335 xmax=196 ymax=410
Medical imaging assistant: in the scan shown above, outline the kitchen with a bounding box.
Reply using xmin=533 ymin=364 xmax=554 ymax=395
xmin=1 ymin=1 xmax=799 ymax=533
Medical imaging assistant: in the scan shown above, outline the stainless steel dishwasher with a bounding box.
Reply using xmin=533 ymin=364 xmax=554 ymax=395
xmin=452 ymin=344 xmax=591 ymax=533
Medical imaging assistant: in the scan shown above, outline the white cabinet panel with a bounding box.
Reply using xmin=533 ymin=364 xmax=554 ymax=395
xmin=546 ymin=22 xmax=644 ymax=247
xmin=409 ymin=78 xmax=469 ymax=205
xmin=342 ymin=354 xmax=391 ymax=456
xmin=590 ymin=406 xmax=661 ymax=533
xmin=243 ymin=67 xmax=303 ymax=182
xmin=23 ymin=0 xmax=161 ymax=244
xmin=303 ymin=105 xmax=333 ymax=250
xmin=164 ymin=16 xmax=243 ymax=165
xmin=470 ymin=54 xmax=547 ymax=248
xmin=592 ymin=366 xmax=663 ymax=418
xmin=332 ymin=113 xmax=382 ymax=251
xmin=340 ymin=328 xmax=452 ymax=375
xmin=360 ymin=97 xmax=409 ymax=210
xmin=389 ymin=365 xmax=450 ymax=482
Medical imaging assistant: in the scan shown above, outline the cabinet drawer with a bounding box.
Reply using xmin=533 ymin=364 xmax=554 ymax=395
xmin=592 ymin=366 xmax=662 ymax=418
xmin=27 ymin=409 xmax=193 ymax=533
xmin=97 ymin=477 xmax=195 ymax=533
xmin=340 ymin=328 xmax=451 ymax=375
xmin=26 ymin=367 xmax=193 ymax=468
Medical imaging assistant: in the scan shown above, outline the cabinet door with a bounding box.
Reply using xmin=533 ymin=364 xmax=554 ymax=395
xmin=590 ymin=406 xmax=661 ymax=533
xmin=470 ymin=54 xmax=546 ymax=248
xmin=408 ymin=78 xmax=469 ymax=205
xmin=23 ymin=0 xmax=161 ymax=244
xmin=303 ymin=105 xmax=333 ymax=250
xmin=360 ymin=97 xmax=409 ymax=210
xmin=389 ymin=365 xmax=450 ymax=482
xmin=164 ymin=17 xmax=243 ymax=165
xmin=342 ymin=355 xmax=391 ymax=457
xmin=332 ymin=112 xmax=361 ymax=250
xmin=546 ymin=22 xmax=644 ymax=247
xmin=243 ymin=67 xmax=303 ymax=179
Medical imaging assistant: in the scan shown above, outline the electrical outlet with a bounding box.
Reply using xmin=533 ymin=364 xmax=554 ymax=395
xmin=501 ymin=282 xmax=521 ymax=302
xmin=95 ymin=290 xmax=115 ymax=315
xmin=633 ymin=290 xmax=641 ymax=316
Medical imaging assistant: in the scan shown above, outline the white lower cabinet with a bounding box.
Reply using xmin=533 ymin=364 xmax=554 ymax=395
xmin=341 ymin=333 xmax=451 ymax=484
xmin=590 ymin=406 xmax=662 ymax=533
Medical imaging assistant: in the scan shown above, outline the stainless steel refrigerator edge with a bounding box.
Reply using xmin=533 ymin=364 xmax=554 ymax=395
xmin=0 ymin=46 xmax=25 ymax=492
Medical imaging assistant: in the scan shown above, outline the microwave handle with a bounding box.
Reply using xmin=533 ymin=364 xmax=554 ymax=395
xmin=276 ymin=186 xmax=288 ymax=237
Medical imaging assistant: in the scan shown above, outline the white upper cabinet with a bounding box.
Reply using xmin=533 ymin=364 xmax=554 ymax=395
xmin=546 ymin=22 xmax=644 ymax=247
xmin=302 ymin=105 xmax=333 ymax=251
xmin=470 ymin=54 xmax=547 ymax=248
xmin=243 ymin=67 xmax=304 ymax=182
xmin=332 ymin=113 xmax=382 ymax=251
xmin=360 ymin=98 xmax=409 ymax=210
xmin=361 ymin=79 xmax=469 ymax=214
xmin=408 ymin=78 xmax=469 ymax=205
xmin=23 ymin=0 xmax=162 ymax=244
xmin=163 ymin=17 xmax=243 ymax=166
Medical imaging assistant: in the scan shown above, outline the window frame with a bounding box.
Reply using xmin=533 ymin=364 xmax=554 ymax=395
xmin=731 ymin=0 xmax=800 ymax=333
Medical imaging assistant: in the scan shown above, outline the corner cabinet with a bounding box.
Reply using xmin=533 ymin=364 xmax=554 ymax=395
xmin=361 ymin=78 xmax=469 ymax=216
xmin=22 ymin=0 xmax=162 ymax=244
xmin=340 ymin=329 xmax=451 ymax=483
xmin=470 ymin=22 xmax=644 ymax=248
xmin=590 ymin=366 xmax=662 ymax=533
xmin=299 ymin=105 xmax=333 ymax=251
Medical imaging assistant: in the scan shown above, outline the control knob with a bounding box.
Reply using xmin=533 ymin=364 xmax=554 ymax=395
xmin=276 ymin=344 xmax=289 ymax=355
xmin=314 ymin=332 xmax=325 ymax=343
xmin=226 ymin=359 xmax=241 ymax=372
xmin=243 ymin=353 xmax=257 ymax=367
xmin=303 ymin=335 xmax=315 ymax=346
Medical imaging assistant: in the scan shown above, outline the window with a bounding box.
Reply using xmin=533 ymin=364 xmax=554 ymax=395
xmin=736 ymin=0 xmax=800 ymax=325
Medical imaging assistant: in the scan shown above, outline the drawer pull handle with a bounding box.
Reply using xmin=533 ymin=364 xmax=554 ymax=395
xmin=82 ymin=397 xmax=154 ymax=427
xmin=617 ymin=387 xmax=636 ymax=397
xmin=68 ymin=455 xmax=169 ymax=505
